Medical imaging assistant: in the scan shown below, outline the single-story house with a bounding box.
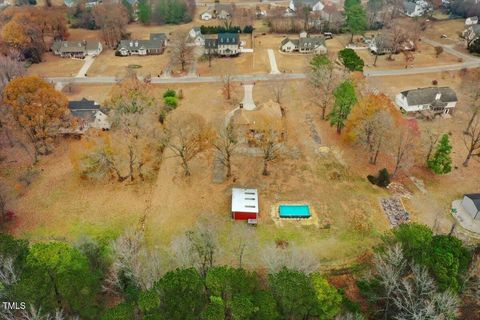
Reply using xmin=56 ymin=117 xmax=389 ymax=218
xmin=280 ymin=38 xmax=299 ymax=52
xmin=395 ymin=87 xmax=458 ymax=114
xmin=117 ymin=39 xmax=164 ymax=56
xmin=188 ymin=27 xmax=205 ymax=46
xmin=288 ymin=0 xmax=325 ymax=12
xmin=52 ymin=40 xmax=103 ymax=58
xmin=462 ymin=194 xmax=480 ymax=220
xmin=231 ymin=188 xmax=259 ymax=221
xmin=466 ymin=16 xmax=478 ymax=26
xmin=280 ymin=33 xmax=327 ymax=54
xmin=214 ymin=3 xmax=233 ymax=19
xmin=200 ymin=10 xmax=213 ymax=20
xmin=67 ymin=98 xmax=111 ymax=133
xmin=404 ymin=1 xmax=424 ymax=17
xmin=150 ymin=33 xmax=167 ymax=46
xmin=204 ymin=33 xmax=240 ymax=56
xmin=369 ymin=34 xmax=415 ymax=55
xmin=462 ymin=24 xmax=480 ymax=44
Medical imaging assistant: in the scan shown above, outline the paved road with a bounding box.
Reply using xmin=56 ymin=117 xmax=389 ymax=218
xmin=47 ymin=73 xmax=307 ymax=85
xmin=48 ymin=38 xmax=480 ymax=85
xmin=365 ymin=37 xmax=480 ymax=77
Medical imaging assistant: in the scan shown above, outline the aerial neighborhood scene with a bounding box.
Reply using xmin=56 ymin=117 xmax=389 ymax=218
xmin=1 ymin=0 xmax=480 ymax=318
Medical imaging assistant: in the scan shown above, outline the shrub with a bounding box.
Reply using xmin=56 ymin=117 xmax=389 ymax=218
xmin=468 ymin=38 xmax=480 ymax=54
xmin=367 ymin=168 xmax=390 ymax=188
xmin=164 ymin=96 xmax=178 ymax=109
xmin=163 ymin=89 xmax=176 ymax=98
xmin=432 ymin=80 xmax=438 ymax=85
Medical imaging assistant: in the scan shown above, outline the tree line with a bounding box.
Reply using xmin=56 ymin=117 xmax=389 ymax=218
xmin=0 ymin=221 xmax=478 ymax=319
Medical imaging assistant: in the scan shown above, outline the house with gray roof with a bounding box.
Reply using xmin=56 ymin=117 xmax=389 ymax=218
xmin=404 ymin=1 xmax=422 ymax=17
xmin=280 ymin=33 xmax=327 ymax=54
xmin=52 ymin=40 xmax=103 ymax=58
xmin=288 ymin=0 xmax=325 ymax=12
xmin=117 ymin=37 xmax=165 ymax=56
xmin=395 ymin=87 xmax=458 ymax=115
xmin=64 ymin=98 xmax=110 ymax=134
xmin=214 ymin=3 xmax=234 ymax=19
xmin=204 ymin=33 xmax=240 ymax=56
xmin=150 ymin=33 xmax=167 ymax=46
xmin=462 ymin=194 xmax=480 ymax=220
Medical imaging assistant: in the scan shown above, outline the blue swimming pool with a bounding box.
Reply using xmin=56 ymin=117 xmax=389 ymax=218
xmin=279 ymin=205 xmax=311 ymax=218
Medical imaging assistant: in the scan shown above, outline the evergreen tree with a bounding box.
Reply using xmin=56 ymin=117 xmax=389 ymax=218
xmin=427 ymin=134 xmax=452 ymax=174
xmin=138 ymin=0 xmax=152 ymax=24
xmin=329 ymin=81 xmax=357 ymax=134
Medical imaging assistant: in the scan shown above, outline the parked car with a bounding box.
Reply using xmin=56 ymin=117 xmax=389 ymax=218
xmin=323 ymin=32 xmax=333 ymax=40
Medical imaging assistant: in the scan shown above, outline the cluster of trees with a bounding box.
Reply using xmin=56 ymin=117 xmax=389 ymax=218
xmin=137 ymin=0 xmax=195 ymax=25
xmin=0 ymin=6 xmax=69 ymax=63
xmin=449 ymin=0 xmax=480 ymax=18
xmin=358 ymin=223 xmax=478 ymax=319
xmin=308 ymin=53 xmax=476 ymax=178
xmin=0 ymin=225 xmax=352 ymax=320
xmin=200 ymin=25 xmax=253 ymax=34
xmin=1 ymin=221 xmax=478 ymax=320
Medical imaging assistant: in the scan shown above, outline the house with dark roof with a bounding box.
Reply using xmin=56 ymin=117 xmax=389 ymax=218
xmin=65 ymin=98 xmax=110 ymax=134
xmin=117 ymin=37 xmax=165 ymax=56
xmin=395 ymin=87 xmax=458 ymax=115
xmin=52 ymin=40 xmax=103 ymax=58
xmin=404 ymin=1 xmax=425 ymax=17
xmin=204 ymin=33 xmax=240 ymax=56
xmin=150 ymin=33 xmax=167 ymax=46
xmin=280 ymin=33 xmax=327 ymax=54
xmin=462 ymin=194 xmax=480 ymax=220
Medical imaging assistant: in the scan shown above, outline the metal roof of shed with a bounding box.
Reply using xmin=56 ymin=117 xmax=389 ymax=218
xmin=231 ymin=188 xmax=259 ymax=213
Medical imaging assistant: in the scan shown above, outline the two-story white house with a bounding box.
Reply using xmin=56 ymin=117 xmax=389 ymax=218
xmin=395 ymin=87 xmax=458 ymax=115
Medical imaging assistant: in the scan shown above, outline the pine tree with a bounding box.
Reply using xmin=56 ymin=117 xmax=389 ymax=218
xmin=427 ymin=134 xmax=452 ymax=174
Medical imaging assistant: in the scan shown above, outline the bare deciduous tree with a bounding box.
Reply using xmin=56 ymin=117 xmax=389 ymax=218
xmin=463 ymin=119 xmax=480 ymax=167
xmin=0 ymin=54 xmax=25 ymax=93
xmin=422 ymin=128 xmax=439 ymax=163
xmin=213 ymin=124 xmax=237 ymax=178
xmin=462 ymin=70 xmax=480 ymax=134
xmin=257 ymin=128 xmax=283 ymax=176
xmin=170 ymin=221 xmax=219 ymax=277
xmin=309 ymin=62 xmax=339 ymax=120
xmin=106 ymin=229 xmax=162 ymax=293
xmin=230 ymin=223 xmax=257 ymax=268
xmin=355 ymin=110 xmax=394 ymax=165
xmin=163 ymin=112 xmax=212 ymax=176
xmin=390 ymin=122 xmax=418 ymax=177
xmin=169 ymin=30 xmax=195 ymax=72
xmin=261 ymin=243 xmax=320 ymax=274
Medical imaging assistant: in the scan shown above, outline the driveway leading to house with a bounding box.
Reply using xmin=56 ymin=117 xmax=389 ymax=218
xmin=76 ymin=56 xmax=96 ymax=78
xmin=267 ymin=49 xmax=280 ymax=74
xmin=241 ymin=83 xmax=256 ymax=110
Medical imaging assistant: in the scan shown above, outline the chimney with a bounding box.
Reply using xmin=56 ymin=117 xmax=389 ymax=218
xmin=435 ymin=92 xmax=442 ymax=100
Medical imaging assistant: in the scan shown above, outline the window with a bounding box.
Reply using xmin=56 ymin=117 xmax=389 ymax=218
xmin=245 ymin=205 xmax=256 ymax=208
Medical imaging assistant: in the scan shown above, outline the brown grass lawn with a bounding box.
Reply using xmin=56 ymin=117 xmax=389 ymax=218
xmin=359 ymin=42 xmax=461 ymax=70
xmin=87 ymin=49 xmax=170 ymax=78
xmin=423 ymin=19 xmax=466 ymax=46
xmin=3 ymin=80 xmax=390 ymax=265
xmin=27 ymin=53 xmax=84 ymax=77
